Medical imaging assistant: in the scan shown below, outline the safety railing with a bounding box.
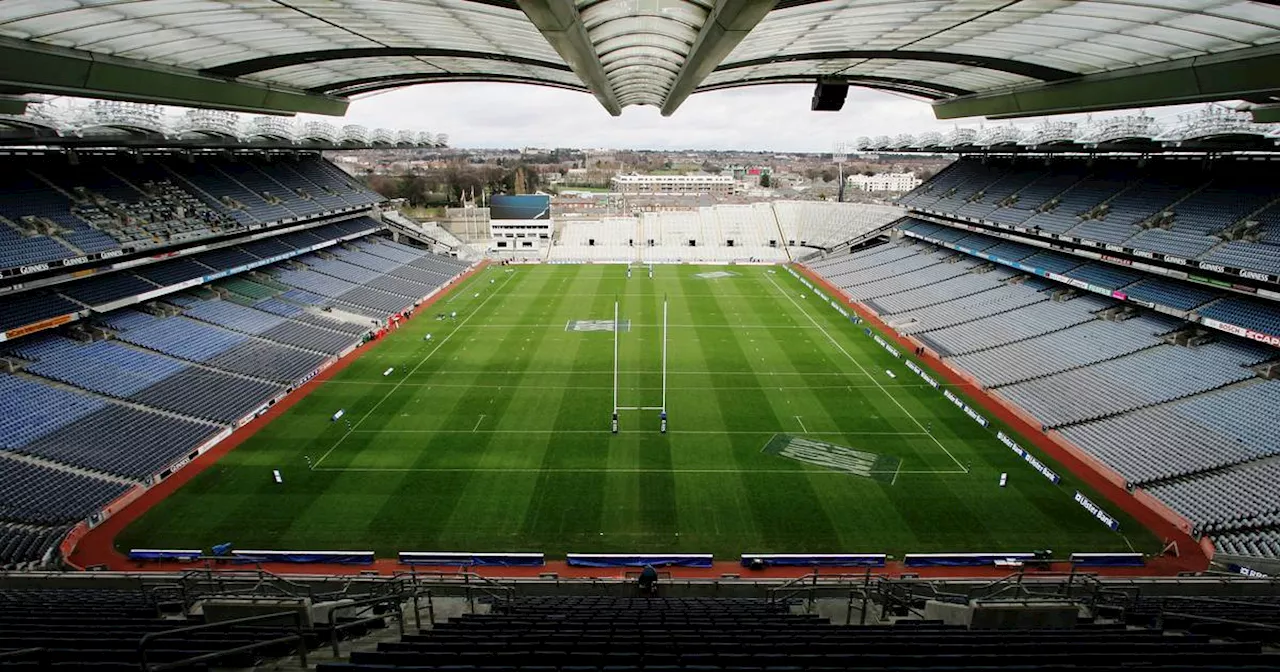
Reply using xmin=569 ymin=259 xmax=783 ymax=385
xmin=0 ymin=648 xmax=47 ymax=667
xmin=173 ymin=561 xmax=357 ymax=607
xmin=323 ymin=592 xmax=406 ymax=656
xmin=766 ymin=568 xmax=894 ymax=620
xmin=137 ymin=610 xmax=310 ymax=671
xmin=1158 ymin=611 xmax=1280 ymax=641
xmin=394 ymin=568 xmax=516 ymax=612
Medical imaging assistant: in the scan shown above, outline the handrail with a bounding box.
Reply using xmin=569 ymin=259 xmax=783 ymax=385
xmin=1159 ymin=595 xmax=1280 ymax=611
xmin=766 ymin=569 xmax=892 ymax=614
xmin=181 ymin=561 xmax=317 ymax=600
xmin=137 ymin=610 xmax=309 ymax=672
xmin=394 ymin=568 xmax=516 ymax=610
xmin=324 ymin=592 xmax=406 ymax=656
xmin=1161 ymin=611 xmax=1280 ymax=638
xmin=0 ymin=648 xmax=47 ymax=667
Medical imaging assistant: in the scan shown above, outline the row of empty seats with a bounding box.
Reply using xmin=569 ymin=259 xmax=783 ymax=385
xmin=0 ymin=154 xmax=382 ymax=273
xmin=901 ymin=156 xmax=1280 ymax=278
xmin=894 ymin=217 xmax=1280 ymax=340
xmin=0 ymin=217 xmax=384 ymax=335
xmin=806 ymin=229 xmax=1279 ymax=558
xmin=0 ymin=587 xmax=368 ymax=670
xmin=0 ymin=230 xmax=472 ymax=566
xmin=0 ymin=523 xmax=68 ymax=570
xmin=546 ymin=202 xmax=904 ymax=264
xmin=318 ymin=595 xmax=1278 ymax=672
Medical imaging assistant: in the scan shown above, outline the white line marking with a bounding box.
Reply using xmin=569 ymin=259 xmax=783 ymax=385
xmin=395 ymin=370 xmax=876 ymax=377
xmin=469 ymin=323 xmax=821 ymax=329
xmin=891 ymin=459 xmax=902 ymax=486
xmin=346 ymin=429 xmax=927 ymax=435
xmin=312 ymin=467 xmax=968 ymax=474
xmin=765 ymin=273 xmax=970 ymax=474
xmin=311 ymin=269 xmax=512 ymax=469
xmin=472 ymin=414 xmax=486 ymax=432
xmin=322 ymin=382 xmax=946 ymax=390
xmin=795 ymin=415 xmax=808 ymax=433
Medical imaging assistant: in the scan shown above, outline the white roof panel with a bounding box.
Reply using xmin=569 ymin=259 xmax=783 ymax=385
xmin=0 ymin=0 xmax=1277 ymax=112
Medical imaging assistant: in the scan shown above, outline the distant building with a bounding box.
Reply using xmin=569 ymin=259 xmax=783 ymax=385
xmin=611 ymin=173 xmax=734 ymax=196
xmin=846 ymin=172 xmax=921 ymax=192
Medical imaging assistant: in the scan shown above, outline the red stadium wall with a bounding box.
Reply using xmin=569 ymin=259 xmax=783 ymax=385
xmin=796 ymin=263 xmax=1212 ymax=573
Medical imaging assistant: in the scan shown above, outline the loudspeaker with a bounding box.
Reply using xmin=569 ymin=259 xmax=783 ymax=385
xmin=811 ymin=79 xmax=848 ymax=111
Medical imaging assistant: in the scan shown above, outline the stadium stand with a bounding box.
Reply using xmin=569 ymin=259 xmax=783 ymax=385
xmin=806 ymin=218 xmax=1280 ymax=559
xmin=0 ymin=234 xmax=469 ymax=564
xmin=0 ymin=586 xmax=366 ymax=669
xmin=311 ymin=595 xmax=1279 ymax=672
xmin=0 ymin=147 xmax=476 ymax=568
xmin=16 ymin=404 xmax=219 ymax=479
xmin=902 ymin=156 xmax=1280 ymax=281
xmin=550 ymin=217 xmax=640 ymax=263
xmin=0 ymin=457 xmax=130 ymax=526
xmin=0 ymin=154 xmax=379 ymax=278
xmin=0 ymin=524 xmax=69 ymax=569
xmin=0 ymin=576 xmax=1275 ymax=670
xmin=546 ymin=202 xmax=902 ymax=263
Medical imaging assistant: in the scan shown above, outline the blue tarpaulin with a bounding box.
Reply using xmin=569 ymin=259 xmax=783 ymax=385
xmin=128 ymin=549 xmax=201 ymax=562
xmin=740 ymin=554 xmax=886 ymax=568
xmin=230 ymin=550 xmax=374 ymax=565
xmin=904 ymin=553 xmax=1036 ymax=567
xmin=1070 ymin=553 xmax=1145 ymax=567
xmin=566 ymin=554 xmax=713 ymax=568
xmin=399 ymin=552 xmax=544 ymax=567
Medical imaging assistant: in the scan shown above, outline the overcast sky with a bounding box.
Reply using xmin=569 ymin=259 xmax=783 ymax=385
xmin=304 ymin=82 xmax=1211 ymax=153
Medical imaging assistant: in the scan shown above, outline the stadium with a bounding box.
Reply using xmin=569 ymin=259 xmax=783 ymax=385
xmin=0 ymin=1 xmax=1279 ymax=669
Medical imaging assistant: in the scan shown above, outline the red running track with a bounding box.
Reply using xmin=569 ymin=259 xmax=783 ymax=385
xmin=67 ymin=261 xmax=1208 ymax=579
xmin=795 ymin=263 xmax=1210 ymax=577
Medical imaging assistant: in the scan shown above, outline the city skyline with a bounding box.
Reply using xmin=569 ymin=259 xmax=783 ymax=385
xmin=309 ymin=83 xmax=1212 ymax=153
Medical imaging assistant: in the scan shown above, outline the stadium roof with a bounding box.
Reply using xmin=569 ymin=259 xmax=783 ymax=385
xmin=1 ymin=1 xmax=1279 ymax=120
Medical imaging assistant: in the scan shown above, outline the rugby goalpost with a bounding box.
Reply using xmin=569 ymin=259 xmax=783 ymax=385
xmin=612 ymin=295 xmax=668 ymax=427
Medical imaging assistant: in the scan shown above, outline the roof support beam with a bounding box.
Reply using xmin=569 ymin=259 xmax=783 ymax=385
xmin=517 ymin=0 xmax=622 ymax=116
xmin=933 ymin=44 xmax=1280 ymax=120
xmin=0 ymin=96 xmax=29 ymax=116
xmin=0 ymin=37 xmax=346 ymax=116
xmin=717 ymin=50 xmax=1075 ymax=82
xmin=660 ymin=0 xmax=778 ymax=116
xmin=1250 ymin=105 xmax=1280 ymax=123
xmin=317 ymin=74 xmax=589 ymax=98
xmin=204 ymin=48 xmax=572 ymax=78
xmin=694 ymin=74 xmax=969 ymax=99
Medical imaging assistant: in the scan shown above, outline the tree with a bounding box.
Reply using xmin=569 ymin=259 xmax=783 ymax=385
xmin=759 ymin=173 xmax=771 ymax=188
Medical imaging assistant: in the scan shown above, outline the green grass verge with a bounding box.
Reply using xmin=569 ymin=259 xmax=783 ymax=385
xmin=118 ymin=264 xmax=1160 ymax=558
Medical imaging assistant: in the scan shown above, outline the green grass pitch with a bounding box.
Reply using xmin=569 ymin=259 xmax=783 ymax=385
xmin=118 ymin=264 xmax=1159 ymax=558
